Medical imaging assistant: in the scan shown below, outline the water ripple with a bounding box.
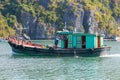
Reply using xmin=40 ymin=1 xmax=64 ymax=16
xmin=1 ymin=41 xmax=120 ymax=80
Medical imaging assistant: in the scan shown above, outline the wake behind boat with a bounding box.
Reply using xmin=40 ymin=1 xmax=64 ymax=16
xmin=8 ymin=30 xmax=111 ymax=57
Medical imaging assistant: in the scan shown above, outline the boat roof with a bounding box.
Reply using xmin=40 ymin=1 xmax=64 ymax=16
xmin=57 ymin=31 xmax=73 ymax=35
xmin=57 ymin=31 xmax=104 ymax=37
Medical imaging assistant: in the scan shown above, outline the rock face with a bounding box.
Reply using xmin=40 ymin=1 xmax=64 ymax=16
xmin=83 ymin=10 xmax=98 ymax=34
xmin=21 ymin=12 xmax=55 ymax=39
xmin=20 ymin=1 xmax=117 ymax=39
xmin=21 ymin=12 xmax=46 ymax=39
xmin=74 ymin=7 xmax=85 ymax=32
xmin=1 ymin=0 xmax=120 ymax=39
xmin=63 ymin=4 xmax=85 ymax=32
xmin=116 ymin=17 xmax=120 ymax=26
xmin=21 ymin=9 xmax=98 ymax=39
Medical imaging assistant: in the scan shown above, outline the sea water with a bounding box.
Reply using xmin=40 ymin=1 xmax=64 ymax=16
xmin=0 ymin=41 xmax=120 ymax=80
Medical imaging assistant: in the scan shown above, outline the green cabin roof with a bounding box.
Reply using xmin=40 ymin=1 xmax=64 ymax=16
xmin=57 ymin=31 xmax=73 ymax=35
xmin=73 ymin=32 xmax=96 ymax=36
xmin=57 ymin=31 xmax=104 ymax=37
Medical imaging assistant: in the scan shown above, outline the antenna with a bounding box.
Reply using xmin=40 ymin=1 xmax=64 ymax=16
xmin=74 ymin=27 xmax=76 ymax=32
xmin=63 ymin=22 xmax=68 ymax=31
xmin=64 ymin=22 xmax=66 ymax=30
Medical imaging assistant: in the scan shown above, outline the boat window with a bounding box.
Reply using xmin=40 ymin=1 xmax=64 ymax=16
xmin=82 ymin=36 xmax=86 ymax=48
xmin=64 ymin=39 xmax=68 ymax=48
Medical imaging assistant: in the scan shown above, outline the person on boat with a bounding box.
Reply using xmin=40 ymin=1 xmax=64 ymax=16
xmin=54 ymin=35 xmax=59 ymax=48
xmin=82 ymin=40 xmax=86 ymax=48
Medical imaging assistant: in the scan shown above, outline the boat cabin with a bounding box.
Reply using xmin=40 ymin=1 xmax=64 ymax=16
xmin=57 ymin=31 xmax=104 ymax=49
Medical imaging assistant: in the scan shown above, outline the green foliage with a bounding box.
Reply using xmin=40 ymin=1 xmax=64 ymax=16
xmin=113 ymin=6 xmax=120 ymax=17
xmin=0 ymin=13 xmax=15 ymax=37
xmin=83 ymin=0 xmax=120 ymax=35
xmin=6 ymin=14 xmax=17 ymax=27
xmin=0 ymin=0 xmax=120 ymax=37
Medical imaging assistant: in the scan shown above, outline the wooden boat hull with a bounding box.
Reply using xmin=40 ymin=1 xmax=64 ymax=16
xmin=8 ymin=41 xmax=110 ymax=57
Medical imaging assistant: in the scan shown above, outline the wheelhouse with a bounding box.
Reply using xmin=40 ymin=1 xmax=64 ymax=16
xmin=57 ymin=31 xmax=104 ymax=49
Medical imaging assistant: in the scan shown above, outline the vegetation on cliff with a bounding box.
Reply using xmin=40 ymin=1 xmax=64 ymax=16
xmin=0 ymin=0 xmax=120 ymax=38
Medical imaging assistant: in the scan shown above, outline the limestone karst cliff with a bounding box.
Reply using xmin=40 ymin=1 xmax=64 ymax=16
xmin=0 ymin=0 xmax=120 ymax=39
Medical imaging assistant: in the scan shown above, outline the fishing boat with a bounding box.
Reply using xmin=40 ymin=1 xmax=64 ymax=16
xmin=8 ymin=30 xmax=111 ymax=57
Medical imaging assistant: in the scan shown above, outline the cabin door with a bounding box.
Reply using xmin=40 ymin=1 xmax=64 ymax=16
xmin=97 ymin=36 xmax=101 ymax=47
xmin=64 ymin=39 xmax=68 ymax=48
xmin=82 ymin=36 xmax=86 ymax=48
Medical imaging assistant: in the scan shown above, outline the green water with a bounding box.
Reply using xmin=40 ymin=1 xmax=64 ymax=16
xmin=0 ymin=41 xmax=120 ymax=80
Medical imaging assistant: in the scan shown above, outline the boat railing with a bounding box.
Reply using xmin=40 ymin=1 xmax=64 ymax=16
xmin=8 ymin=37 xmax=46 ymax=48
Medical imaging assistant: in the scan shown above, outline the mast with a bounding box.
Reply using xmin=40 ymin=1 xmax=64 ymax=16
xmin=64 ymin=22 xmax=67 ymax=30
xmin=63 ymin=22 xmax=68 ymax=31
